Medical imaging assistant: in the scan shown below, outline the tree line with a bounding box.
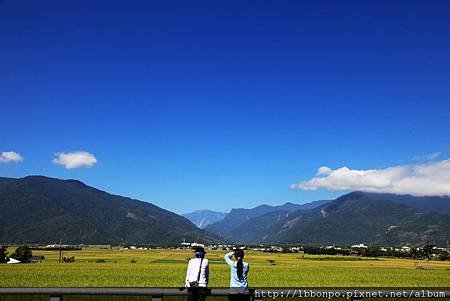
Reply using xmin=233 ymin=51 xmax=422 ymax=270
xmin=283 ymin=244 xmax=449 ymax=260
xmin=1 ymin=245 xmax=33 ymax=263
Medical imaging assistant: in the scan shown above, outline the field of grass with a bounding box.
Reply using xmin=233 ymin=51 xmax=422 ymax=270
xmin=1 ymin=247 xmax=449 ymax=288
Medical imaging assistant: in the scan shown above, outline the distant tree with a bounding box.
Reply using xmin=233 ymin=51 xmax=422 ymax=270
xmin=340 ymin=249 xmax=351 ymax=256
xmin=410 ymin=248 xmax=420 ymax=261
xmin=422 ymin=243 xmax=434 ymax=261
xmin=0 ymin=246 xmax=8 ymax=263
xmin=11 ymin=245 xmax=33 ymax=262
xmin=436 ymin=250 xmax=449 ymax=261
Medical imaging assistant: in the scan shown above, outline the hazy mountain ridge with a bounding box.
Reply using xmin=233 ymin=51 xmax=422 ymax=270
xmin=0 ymin=176 xmax=222 ymax=245
xmin=182 ymin=210 xmax=227 ymax=228
xmin=205 ymin=200 xmax=330 ymax=237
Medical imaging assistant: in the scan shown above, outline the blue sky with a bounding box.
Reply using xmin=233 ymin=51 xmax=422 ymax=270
xmin=1 ymin=0 xmax=449 ymax=213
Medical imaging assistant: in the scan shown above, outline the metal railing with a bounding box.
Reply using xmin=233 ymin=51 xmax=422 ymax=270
xmin=0 ymin=288 xmax=449 ymax=300
xmin=0 ymin=288 xmax=234 ymax=301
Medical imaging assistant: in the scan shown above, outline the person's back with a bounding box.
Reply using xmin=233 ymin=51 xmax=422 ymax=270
xmin=224 ymin=249 xmax=249 ymax=299
xmin=185 ymin=257 xmax=209 ymax=287
xmin=185 ymin=247 xmax=209 ymax=301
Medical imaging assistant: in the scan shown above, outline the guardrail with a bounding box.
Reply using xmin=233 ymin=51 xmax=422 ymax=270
xmin=0 ymin=288 xmax=449 ymax=300
xmin=1 ymin=288 xmax=231 ymax=301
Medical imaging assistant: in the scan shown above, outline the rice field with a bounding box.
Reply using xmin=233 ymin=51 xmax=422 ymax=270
xmin=1 ymin=248 xmax=449 ymax=288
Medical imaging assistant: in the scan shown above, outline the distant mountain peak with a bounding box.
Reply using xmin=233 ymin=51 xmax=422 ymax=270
xmin=20 ymin=175 xmax=88 ymax=187
xmin=205 ymin=199 xmax=331 ymax=238
xmin=182 ymin=210 xmax=227 ymax=229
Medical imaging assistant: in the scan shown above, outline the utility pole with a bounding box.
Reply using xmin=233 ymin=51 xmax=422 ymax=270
xmin=59 ymin=238 xmax=62 ymax=263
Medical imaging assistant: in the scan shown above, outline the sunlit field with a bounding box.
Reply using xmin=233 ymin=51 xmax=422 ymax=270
xmin=1 ymin=248 xmax=449 ymax=287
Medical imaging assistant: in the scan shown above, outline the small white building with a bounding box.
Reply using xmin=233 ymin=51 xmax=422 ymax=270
xmin=191 ymin=242 xmax=205 ymax=248
xmin=180 ymin=241 xmax=205 ymax=248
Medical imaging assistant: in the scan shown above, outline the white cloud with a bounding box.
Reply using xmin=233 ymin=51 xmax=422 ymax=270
xmin=316 ymin=166 xmax=332 ymax=176
xmin=0 ymin=151 xmax=24 ymax=163
xmin=291 ymin=158 xmax=450 ymax=196
xmin=52 ymin=151 xmax=97 ymax=169
xmin=412 ymin=152 xmax=441 ymax=161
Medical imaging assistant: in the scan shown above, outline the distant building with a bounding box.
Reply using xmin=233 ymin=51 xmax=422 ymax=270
xmin=180 ymin=241 xmax=205 ymax=248
xmin=351 ymin=243 xmax=368 ymax=248
xmin=191 ymin=242 xmax=205 ymax=248
xmin=87 ymin=245 xmax=111 ymax=249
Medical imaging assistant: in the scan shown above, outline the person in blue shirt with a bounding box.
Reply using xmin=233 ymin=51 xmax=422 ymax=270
xmin=224 ymin=248 xmax=250 ymax=301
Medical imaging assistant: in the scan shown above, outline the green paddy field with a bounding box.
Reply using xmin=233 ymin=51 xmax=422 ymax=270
xmin=1 ymin=248 xmax=449 ymax=287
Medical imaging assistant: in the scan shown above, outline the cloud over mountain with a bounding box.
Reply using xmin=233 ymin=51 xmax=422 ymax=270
xmin=0 ymin=151 xmax=23 ymax=163
xmin=52 ymin=151 xmax=97 ymax=169
xmin=291 ymin=158 xmax=450 ymax=196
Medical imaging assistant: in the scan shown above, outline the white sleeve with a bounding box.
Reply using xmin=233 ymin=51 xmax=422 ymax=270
xmin=205 ymin=260 xmax=209 ymax=284
xmin=185 ymin=260 xmax=192 ymax=287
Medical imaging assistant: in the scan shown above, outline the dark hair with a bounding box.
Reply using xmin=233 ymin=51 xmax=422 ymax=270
xmin=234 ymin=249 xmax=245 ymax=280
xmin=194 ymin=246 xmax=206 ymax=254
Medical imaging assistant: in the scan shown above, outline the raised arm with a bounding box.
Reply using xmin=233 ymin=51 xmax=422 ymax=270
xmin=224 ymin=251 xmax=234 ymax=267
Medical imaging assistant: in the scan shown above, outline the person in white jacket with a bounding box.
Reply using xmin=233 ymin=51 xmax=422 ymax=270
xmin=185 ymin=246 xmax=209 ymax=301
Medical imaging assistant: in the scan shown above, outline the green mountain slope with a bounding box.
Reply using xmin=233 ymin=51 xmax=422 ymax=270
xmin=358 ymin=192 xmax=450 ymax=215
xmin=0 ymin=176 xmax=222 ymax=245
xmin=224 ymin=192 xmax=450 ymax=246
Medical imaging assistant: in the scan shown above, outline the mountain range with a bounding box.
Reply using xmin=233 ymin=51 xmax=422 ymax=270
xmin=0 ymin=176 xmax=221 ymax=245
xmin=204 ymin=192 xmax=450 ymax=246
xmin=1 ymin=175 xmax=449 ymax=246
xmin=203 ymin=200 xmax=329 ymax=237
